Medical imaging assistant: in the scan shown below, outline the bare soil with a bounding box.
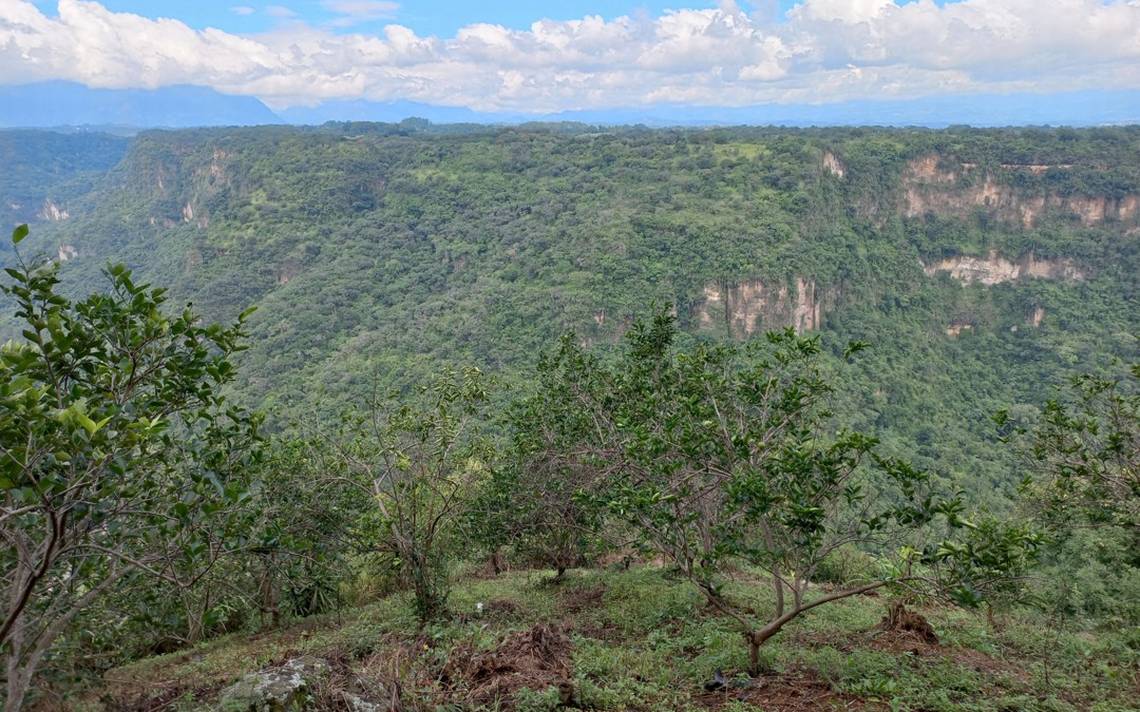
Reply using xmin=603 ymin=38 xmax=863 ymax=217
xmin=441 ymin=623 xmax=574 ymax=709
xmin=696 ymin=668 xmax=873 ymax=711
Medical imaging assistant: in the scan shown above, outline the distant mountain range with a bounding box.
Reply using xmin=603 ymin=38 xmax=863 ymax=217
xmin=0 ymin=82 xmax=279 ymax=129
xmin=2 ymin=81 xmax=1138 ymax=129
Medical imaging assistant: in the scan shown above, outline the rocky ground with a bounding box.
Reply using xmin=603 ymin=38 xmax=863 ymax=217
xmin=71 ymin=566 xmax=1138 ymax=711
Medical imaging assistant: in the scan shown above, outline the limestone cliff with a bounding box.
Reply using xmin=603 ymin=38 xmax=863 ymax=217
xmin=901 ymin=154 xmax=1140 ymax=228
xmin=696 ymin=277 xmax=831 ymax=337
xmin=922 ymin=251 xmax=1085 ymax=285
xmin=39 ymin=199 xmax=69 ymax=221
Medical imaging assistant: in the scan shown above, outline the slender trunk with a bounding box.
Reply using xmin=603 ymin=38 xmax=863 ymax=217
xmin=259 ymin=557 xmax=279 ymax=629
xmin=771 ymin=567 xmax=785 ymax=618
xmin=747 ymin=634 xmax=760 ymax=677
xmin=744 ymin=580 xmax=891 ymax=677
xmin=409 ymin=548 xmax=444 ymax=623
xmin=5 ymin=570 xmax=29 ymax=712
xmin=0 ymin=514 xmax=64 ymax=649
xmin=3 ymin=566 xmax=126 ymax=712
xmin=4 ymin=666 xmax=31 ymax=712
xmin=5 ymin=617 xmax=27 ymax=712
xmin=985 ymin=603 xmax=1001 ymax=631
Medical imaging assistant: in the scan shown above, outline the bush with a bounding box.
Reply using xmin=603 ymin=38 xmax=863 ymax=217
xmin=813 ymin=545 xmax=880 ymax=587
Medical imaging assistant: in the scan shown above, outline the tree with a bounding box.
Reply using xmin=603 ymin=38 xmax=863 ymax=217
xmin=481 ymin=335 xmax=611 ymax=579
xmin=524 ymin=310 xmax=1030 ymax=674
xmin=996 ymin=365 xmax=1138 ymax=627
xmin=328 ymin=368 xmax=491 ymax=623
xmin=0 ymin=226 xmax=261 ymax=710
xmin=999 ymin=365 xmax=1138 ymax=530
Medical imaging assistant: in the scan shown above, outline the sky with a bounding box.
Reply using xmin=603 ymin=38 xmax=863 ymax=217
xmin=3 ymin=0 xmax=1139 ymax=113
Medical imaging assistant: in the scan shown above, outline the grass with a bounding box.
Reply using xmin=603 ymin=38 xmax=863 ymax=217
xmin=78 ymin=565 xmax=1139 ymax=711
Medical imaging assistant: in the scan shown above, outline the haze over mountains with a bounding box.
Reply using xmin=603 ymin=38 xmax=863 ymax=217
xmin=3 ymin=82 xmax=1139 ymax=130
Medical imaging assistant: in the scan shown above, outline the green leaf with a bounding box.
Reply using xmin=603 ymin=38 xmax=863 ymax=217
xmin=11 ymin=224 xmax=28 ymax=244
xmin=75 ymin=411 xmax=100 ymax=436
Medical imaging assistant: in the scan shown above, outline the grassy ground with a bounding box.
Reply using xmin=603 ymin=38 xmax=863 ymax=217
xmin=76 ymin=565 xmax=1138 ymax=711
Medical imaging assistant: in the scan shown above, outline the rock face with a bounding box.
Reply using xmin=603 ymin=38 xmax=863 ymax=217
xmin=923 ymin=251 xmax=1085 ymax=285
xmin=696 ymin=277 xmax=828 ymax=337
xmin=217 ymin=656 xmax=330 ymax=711
xmin=945 ymin=322 xmax=973 ymax=337
xmin=822 ymin=151 xmax=845 ymax=178
xmin=39 ymin=200 xmax=70 ymax=221
xmin=901 ymin=154 xmax=1140 ymax=228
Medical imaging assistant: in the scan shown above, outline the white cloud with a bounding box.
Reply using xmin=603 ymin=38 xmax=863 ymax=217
xmin=0 ymin=0 xmax=1137 ymax=112
xmin=265 ymin=5 xmax=297 ymax=19
xmin=793 ymin=0 xmax=893 ymax=23
xmin=230 ymin=5 xmax=255 ymax=16
xmin=322 ymin=0 xmax=399 ymax=23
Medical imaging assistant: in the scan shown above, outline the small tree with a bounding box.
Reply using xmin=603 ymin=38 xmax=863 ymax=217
xmin=0 ymin=226 xmax=260 ymax=710
xmin=996 ymin=365 xmax=1137 ymax=625
xmin=525 ymin=310 xmax=1028 ymax=674
xmin=329 ymin=369 xmax=490 ymax=623
xmin=998 ymin=364 xmax=1138 ymax=530
xmin=481 ymin=336 xmax=611 ymax=579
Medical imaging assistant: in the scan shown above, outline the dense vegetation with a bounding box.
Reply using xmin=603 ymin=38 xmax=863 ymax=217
xmin=4 ymin=124 xmax=1136 ymax=498
xmin=0 ymin=131 xmax=128 ymax=228
xmin=0 ymin=124 xmax=1137 ymax=710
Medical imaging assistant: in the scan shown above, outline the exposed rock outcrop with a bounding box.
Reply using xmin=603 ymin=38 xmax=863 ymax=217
xmin=697 ymin=277 xmax=829 ymax=336
xmin=39 ymin=200 xmax=69 ymax=221
xmin=208 ymin=148 xmax=231 ymax=180
xmin=822 ymin=151 xmax=845 ymax=178
xmin=923 ymin=251 xmax=1085 ymax=285
xmin=217 ymin=656 xmax=330 ymax=711
xmin=901 ymin=154 xmax=1140 ymax=228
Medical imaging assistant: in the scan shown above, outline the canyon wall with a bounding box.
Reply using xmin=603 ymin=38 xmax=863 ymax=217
xmin=696 ymin=277 xmax=830 ymax=337
xmin=901 ymin=154 xmax=1139 ymax=228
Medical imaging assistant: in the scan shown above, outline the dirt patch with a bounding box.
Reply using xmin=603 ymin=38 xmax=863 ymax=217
xmin=950 ymin=646 xmax=1032 ymax=686
xmin=697 ymin=668 xmax=869 ymax=711
xmin=560 ymin=584 xmax=606 ymax=614
xmin=441 ymin=623 xmax=573 ymax=708
xmin=878 ymin=603 xmax=938 ymax=645
xmin=459 ymin=598 xmax=524 ymax=624
xmin=483 ymin=598 xmax=521 ymax=618
xmin=100 ymin=678 xmax=229 ymax=712
xmin=868 ymin=629 xmax=940 ymax=657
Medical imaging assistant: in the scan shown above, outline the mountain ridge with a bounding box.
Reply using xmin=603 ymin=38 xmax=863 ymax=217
xmin=3 ymin=124 xmax=1135 ymax=508
xmin=4 ymin=82 xmax=1139 ymax=129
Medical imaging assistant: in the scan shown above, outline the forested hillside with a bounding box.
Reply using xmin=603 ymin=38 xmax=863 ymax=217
xmin=4 ymin=124 xmax=1136 ymax=506
xmin=0 ymin=130 xmax=128 ymax=227
xmin=1 ymin=124 xmax=1137 ymax=711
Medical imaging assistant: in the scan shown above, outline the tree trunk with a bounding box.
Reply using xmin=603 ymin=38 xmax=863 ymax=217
xmin=5 ymin=603 xmax=28 ymax=712
xmin=4 ymin=666 xmax=31 ymax=712
xmin=409 ymin=549 xmax=445 ymax=623
xmin=746 ymin=633 xmax=760 ymax=677
xmin=740 ymin=580 xmax=893 ymax=676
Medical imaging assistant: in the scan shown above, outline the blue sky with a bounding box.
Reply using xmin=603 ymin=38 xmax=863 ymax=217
xmin=30 ymin=1 xmax=953 ymax=36
xmin=5 ymin=1 xmax=1138 ymax=114
xmin=32 ymin=1 xmax=808 ymax=36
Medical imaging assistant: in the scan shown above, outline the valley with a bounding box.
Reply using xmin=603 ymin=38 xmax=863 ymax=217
xmin=0 ymin=123 xmax=1136 ymax=711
